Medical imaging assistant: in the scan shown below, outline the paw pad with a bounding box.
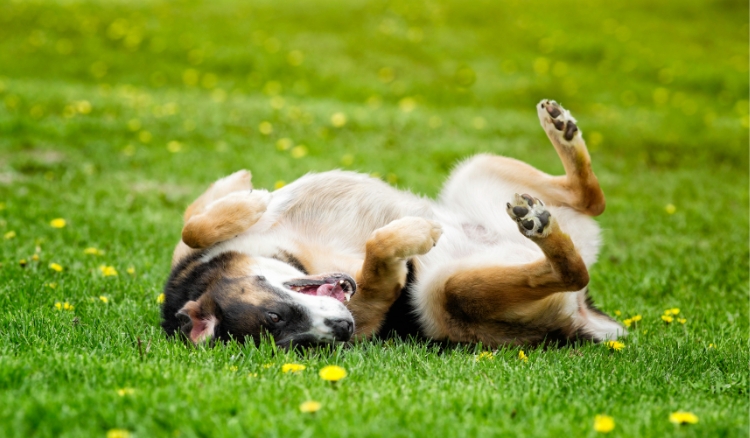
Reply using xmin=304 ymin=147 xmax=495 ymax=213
xmin=538 ymin=100 xmax=579 ymax=141
xmin=506 ymin=193 xmax=553 ymax=238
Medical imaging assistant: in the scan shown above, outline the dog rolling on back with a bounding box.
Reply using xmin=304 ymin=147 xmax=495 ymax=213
xmin=161 ymin=100 xmax=625 ymax=347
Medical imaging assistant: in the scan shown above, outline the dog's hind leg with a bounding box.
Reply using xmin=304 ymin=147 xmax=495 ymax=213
xmin=440 ymin=100 xmax=604 ymax=217
xmin=536 ymin=99 xmax=605 ymax=216
xmin=415 ymin=194 xmax=620 ymax=345
xmin=347 ymin=217 xmax=442 ymax=338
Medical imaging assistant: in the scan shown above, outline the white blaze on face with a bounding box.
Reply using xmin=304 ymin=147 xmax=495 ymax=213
xmin=252 ymin=257 xmax=354 ymax=341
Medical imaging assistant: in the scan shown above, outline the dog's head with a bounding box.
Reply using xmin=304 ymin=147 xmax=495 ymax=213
xmin=161 ymin=251 xmax=356 ymax=347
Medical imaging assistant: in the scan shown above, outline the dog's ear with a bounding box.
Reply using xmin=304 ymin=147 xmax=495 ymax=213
xmin=176 ymin=297 xmax=219 ymax=345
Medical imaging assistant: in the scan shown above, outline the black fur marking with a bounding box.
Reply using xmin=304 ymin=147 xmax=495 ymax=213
xmin=273 ymin=251 xmax=309 ymax=275
xmin=161 ymin=251 xmax=231 ymax=337
xmin=377 ymin=260 xmax=426 ymax=340
xmin=583 ymin=287 xmax=612 ymax=319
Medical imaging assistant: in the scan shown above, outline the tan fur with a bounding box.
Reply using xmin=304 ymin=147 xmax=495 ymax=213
xmin=183 ymin=170 xmax=253 ymax=222
xmin=171 ymin=171 xmax=265 ymax=267
xmin=181 ymin=191 xmax=268 ymax=249
xmin=349 ymin=217 xmax=441 ymax=337
xmin=430 ymin=223 xmax=589 ymax=343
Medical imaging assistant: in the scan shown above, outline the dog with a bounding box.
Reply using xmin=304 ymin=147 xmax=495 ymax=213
xmin=161 ymin=100 xmax=625 ymax=347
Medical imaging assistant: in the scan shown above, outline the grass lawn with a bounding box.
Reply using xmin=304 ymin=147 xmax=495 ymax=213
xmin=0 ymin=0 xmax=748 ymax=436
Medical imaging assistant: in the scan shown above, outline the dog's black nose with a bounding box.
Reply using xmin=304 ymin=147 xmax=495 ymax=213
xmin=325 ymin=318 xmax=354 ymax=341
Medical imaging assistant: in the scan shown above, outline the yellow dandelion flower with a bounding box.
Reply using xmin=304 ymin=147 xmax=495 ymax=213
xmin=126 ymin=267 xmax=135 ymax=275
xmin=677 ymin=318 xmax=686 ymax=324
xmin=49 ymin=263 xmax=63 ymax=272
xmin=665 ymin=204 xmax=676 ymax=214
xmin=398 ymin=97 xmax=417 ymax=112
xmin=54 ymin=302 xmax=62 ymax=310
xmin=276 ymin=138 xmax=293 ymax=151
xmin=623 ymin=318 xmax=633 ymax=328
xmin=661 ymin=315 xmax=674 ymax=323
xmin=31 ymin=254 xmax=40 ymax=262
xmin=319 ymin=365 xmax=347 ymax=381
xmin=99 ymin=296 xmax=109 ymax=304
xmin=19 ymin=259 xmax=27 ymax=267
xmin=127 ymin=119 xmax=141 ymax=131
xmin=708 ymin=343 xmax=715 ymax=349
xmin=116 ymin=388 xmax=135 ymax=396
xmin=631 ymin=315 xmax=642 ymax=322
xmin=47 ymin=282 xmax=57 ymax=289
xmin=282 ymin=363 xmax=306 ymax=373
xmin=605 ymin=340 xmax=625 ymax=351
xmin=669 ymin=308 xmax=680 ymax=315
xmin=226 ymin=365 xmax=238 ymax=372
xmin=594 ymin=414 xmax=615 ymax=433
xmin=258 ymin=121 xmax=273 ymax=135
xmin=62 ymin=302 xmax=74 ymax=311
xmin=99 ymin=265 xmax=118 ymax=277
xmin=167 ymin=140 xmax=182 ymax=153
xmin=519 ymin=350 xmax=529 ymax=362
xmin=274 ymin=180 xmax=286 ymax=189
xmin=669 ymin=411 xmax=699 ymax=425
xmin=299 ymin=400 xmax=322 ymax=413
xmin=614 ymin=310 xmax=621 ymax=316
xmin=331 ymin=112 xmax=347 ymax=127
xmin=475 ymin=351 xmax=494 ymax=361
xmin=290 ymin=145 xmax=308 ymax=159
xmin=4 ymin=230 xmax=16 ymax=239
xmin=156 ymin=293 xmax=165 ymax=304
xmin=664 ymin=309 xmax=673 ymax=316
xmin=341 ymin=154 xmax=354 ymax=166
xmin=50 ymin=218 xmax=67 ymax=228
xmin=106 ymin=429 xmax=131 ymax=438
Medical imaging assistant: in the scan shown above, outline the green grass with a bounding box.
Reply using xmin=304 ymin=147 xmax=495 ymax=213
xmin=0 ymin=0 xmax=748 ymax=436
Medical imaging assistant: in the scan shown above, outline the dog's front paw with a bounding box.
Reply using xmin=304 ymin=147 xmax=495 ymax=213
xmin=537 ymin=99 xmax=580 ymax=143
xmin=370 ymin=217 xmax=443 ymax=259
xmin=207 ymin=189 xmax=271 ymax=226
xmin=506 ymin=193 xmax=554 ymax=238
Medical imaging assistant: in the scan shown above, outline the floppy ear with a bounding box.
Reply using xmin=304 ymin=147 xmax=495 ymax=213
xmin=176 ymin=298 xmax=219 ymax=344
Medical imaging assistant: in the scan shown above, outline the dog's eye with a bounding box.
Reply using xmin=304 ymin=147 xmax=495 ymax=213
xmin=267 ymin=312 xmax=281 ymax=324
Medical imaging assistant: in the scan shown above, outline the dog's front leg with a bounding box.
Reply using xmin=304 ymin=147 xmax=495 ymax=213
xmin=171 ymin=189 xmax=270 ymax=266
xmin=347 ymin=217 xmax=442 ymax=338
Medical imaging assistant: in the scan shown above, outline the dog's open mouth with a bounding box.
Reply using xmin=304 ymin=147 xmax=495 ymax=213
xmin=283 ymin=274 xmax=356 ymax=303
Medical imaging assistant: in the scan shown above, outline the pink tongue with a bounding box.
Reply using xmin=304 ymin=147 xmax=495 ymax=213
xmin=316 ymin=283 xmax=346 ymax=302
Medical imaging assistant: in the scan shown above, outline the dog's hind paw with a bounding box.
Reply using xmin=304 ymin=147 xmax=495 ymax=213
xmin=506 ymin=193 xmax=554 ymax=238
xmin=537 ymin=99 xmax=579 ymax=143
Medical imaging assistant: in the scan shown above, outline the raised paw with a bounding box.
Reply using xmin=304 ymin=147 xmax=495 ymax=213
xmin=369 ymin=217 xmax=443 ymax=259
xmin=506 ymin=193 xmax=554 ymax=238
xmin=537 ymin=99 xmax=580 ymax=142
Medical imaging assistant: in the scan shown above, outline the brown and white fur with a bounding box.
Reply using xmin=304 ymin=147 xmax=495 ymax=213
xmin=162 ymin=100 xmax=625 ymax=347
